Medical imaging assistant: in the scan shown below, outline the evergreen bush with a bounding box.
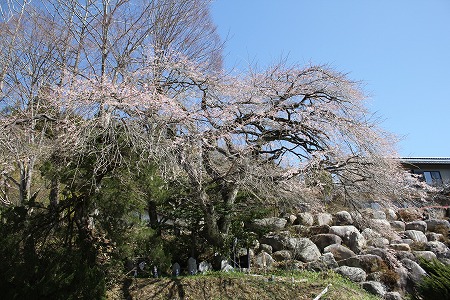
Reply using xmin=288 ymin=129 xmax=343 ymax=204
xmin=415 ymin=258 xmax=450 ymax=300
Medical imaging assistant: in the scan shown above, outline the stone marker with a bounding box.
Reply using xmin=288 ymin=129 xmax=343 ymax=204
xmin=172 ymin=262 xmax=180 ymax=277
xmin=187 ymin=257 xmax=197 ymax=275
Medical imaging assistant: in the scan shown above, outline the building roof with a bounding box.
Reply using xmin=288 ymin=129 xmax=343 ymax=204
xmin=400 ymin=157 xmax=450 ymax=165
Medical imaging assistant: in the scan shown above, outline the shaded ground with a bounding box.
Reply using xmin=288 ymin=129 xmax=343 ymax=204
xmin=107 ymin=271 xmax=380 ymax=300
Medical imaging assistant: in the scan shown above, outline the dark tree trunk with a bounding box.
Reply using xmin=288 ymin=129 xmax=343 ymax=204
xmin=147 ymin=199 xmax=158 ymax=230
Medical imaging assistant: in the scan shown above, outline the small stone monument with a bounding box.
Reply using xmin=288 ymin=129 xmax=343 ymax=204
xmin=187 ymin=257 xmax=197 ymax=275
xmin=138 ymin=261 xmax=146 ymax=271
xmin=172 ymin=262 xmax=180 ymax=277
xmin=198 ymin=261 xmax=212 ymax=273
xmin=152 ymin=265 xmax=158 ymax=278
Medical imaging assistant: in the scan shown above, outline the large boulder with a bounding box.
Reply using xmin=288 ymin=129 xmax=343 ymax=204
xmin=306 ymin=253 xmax=338 ymax=271
xmin=367 ymin=237 xmax=389 ymax=248
xmin=405 ymin=220 xmax=427 ymax=233
xmin=259 ymin=243 xmax=273 ymax=254
xmin=390 ymin=221 xmax=406 ymax=232
xmin=361 ymin=281 xmax=386 ymax=297
xmin=426 ymin=232 xmax=445 ymax=242
xmin=425 ymin=219 xmax=450 ymax=233
xmin=294 ymin=212 xmax=314 ymax=226
xmin=343 ymin=231 xmax=366 ymax=254
xmin=370 ymin=219 xmax=392 ymax=234
xmin=260 ymin=232 xmax=290 ymax=252
xmin=404 ymin=230 xmax=428 ymax=243
xmin=286 ymin=237 xmax=321 ymax=262
xmin=401 ymin=258 xmax=427 ymax=291
xmin=251 ymin=217 xmax=287 ymax=232
xmin=371 ymin=210 xmax=387 ymax=220
xmin=254 ymin=252 xmax=275 ymax=269
xmin=384 ymin=292 xmax=402 ymax=300
xmin=329 ymin=225 xmax=360 ymax=238
xmin=323 ymin=244 xmax=356 ymax=261
xmin=316 ymin=213 xmax=333 ymax=226
xmin=334 ymin=266 xmax=366 ymax=282
xmin=425 ymin=241 xmax=449 ymax=255
xmin=333 ymin=211 xmax=353 ymax=225
xmin=361 ymin=228 xmax=381 ymax=240
xmin=385 ymin=208 xmax=398 ymax=221
xmin=338 ymin=254 xmax=384 ymax=273
xmin=272 ymin=250 xmax=292 ymax=261
xmin=413 ymin=251 xmax=437 ymax=261
xmin=389 ymin=243 xmax=411 ymax=252
xmin=310 ymin=234 xmax=342 ymax=252
xmin=308 ymin=225 xmax=331 ymax=235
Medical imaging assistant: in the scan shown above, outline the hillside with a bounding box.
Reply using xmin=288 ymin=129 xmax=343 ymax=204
xmin=107 ymin=271 xmax=380 ymax=300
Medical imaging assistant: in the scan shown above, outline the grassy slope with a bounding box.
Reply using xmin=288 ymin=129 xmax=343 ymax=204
xmin=108 ymin=271 xmax=381 ymax=300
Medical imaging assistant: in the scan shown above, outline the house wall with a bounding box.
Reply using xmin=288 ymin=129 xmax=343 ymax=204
xmin=404 ymin=163 xmax=450 ymax=185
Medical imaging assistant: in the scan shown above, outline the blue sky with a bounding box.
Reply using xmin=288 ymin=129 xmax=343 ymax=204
xmin=211 ymin=0 xmax=450 ymax=158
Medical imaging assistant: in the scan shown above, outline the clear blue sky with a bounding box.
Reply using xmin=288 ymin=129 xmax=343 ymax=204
xmin=211 ymin=0 xmax=450 ymax=158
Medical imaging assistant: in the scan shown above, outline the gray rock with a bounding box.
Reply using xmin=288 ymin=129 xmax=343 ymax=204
xmin=372 ymin=210 xmax=387 ymax=220
xmin=425 ymin=219 xmax=450 ymax=233
xmin=362 ymin=228 xmax=381 ymax=240
xmin=254 ymin=252 xmax=274 ymax=269
xmin=426 ymin=232 xmax=444 ymax=242
xmin=259 ymin=243 xmax=273 ymax=254
xmin=370 ymin=218 xmax=392 ymax=233
xmin=308 ymin=225 xmax=331 ymax=235
xmin=333 ymin=211 xmax=353 ymax=225
xmin=401 ymin=258 xmax=426 ymax=287
xmin=384 ymin=291 xmax=402 ymax=300
xmin=426 ymin=241 xmax=449 ymax=254
xmin=324 ymin=244 xmax=356 ymax=261
xmin=306 ymin=253 xmax=338 ymax=271
xmin=395 ymin=251 xmax=416 ymax=261
xmin=310 ymin=234 xmax=342 ymax=252
xmin=294 ymin=212 xmax=314 ymax=226
xmin=287 ymin=237 xmax=321 ymax=262
xmin=329 ymin=225 xmax=360 ymax=238
xmin=316 ymin=213 xmax=333 ymax=226
xmin=367 ymin=237 xmax=389 ymax=248
xmin=405 ymin=220 xmax=427 ymax=233
xmin=287 ymin=214 xmax=297 ymax=225
xmin=389 ymin=243 xmax=411 ymax=252
xmin=361 ymin=281 xmax=386 ymax=297
xmin=334 ymin=266 xmax=367 ymax=282
xmin=385 ymin=208 xmax=398 ymax=221
xmin=343 ymin=231 xmax=366 ymax=254
xmin=272 ymin=250 xmax=292 ymax=261
xmin=260 ymin=232 xmax=289 ymax=252
xmin=400 ymin=238 xmax=414 ymax=245
xmin=338 ymin=254 xmax=384 ymax=273
xmin=390 ymin=221 xmax=406 ymax=232
xmin=413 ymin=251 xmax=437 ymax=261
xmin=251 ymin=217 xmax=287 ymax=231
xmin=291 ymin=225 xmax=309 ymax=235
xmin=404 ymin=230 xmax=428 ymax=243
xmin=365 ymin=248 xmax=399 ymax=269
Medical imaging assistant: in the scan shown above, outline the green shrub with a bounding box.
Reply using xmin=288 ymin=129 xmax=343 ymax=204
xmin=415 ymin=258 xmax=450 ymax=300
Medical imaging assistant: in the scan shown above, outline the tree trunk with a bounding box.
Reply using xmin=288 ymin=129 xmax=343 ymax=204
xmin=199 ymin=189 xmax=224 ymax=248
xmin=18 ymin=160 xmax=33 ymax=205
xmin=147 ymin=199 xmax=158 ymax=229
xmin=218 ymin=184 xmax=238 ymax=234
xmin=49 ymin=176 xmax=60 ymax=208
